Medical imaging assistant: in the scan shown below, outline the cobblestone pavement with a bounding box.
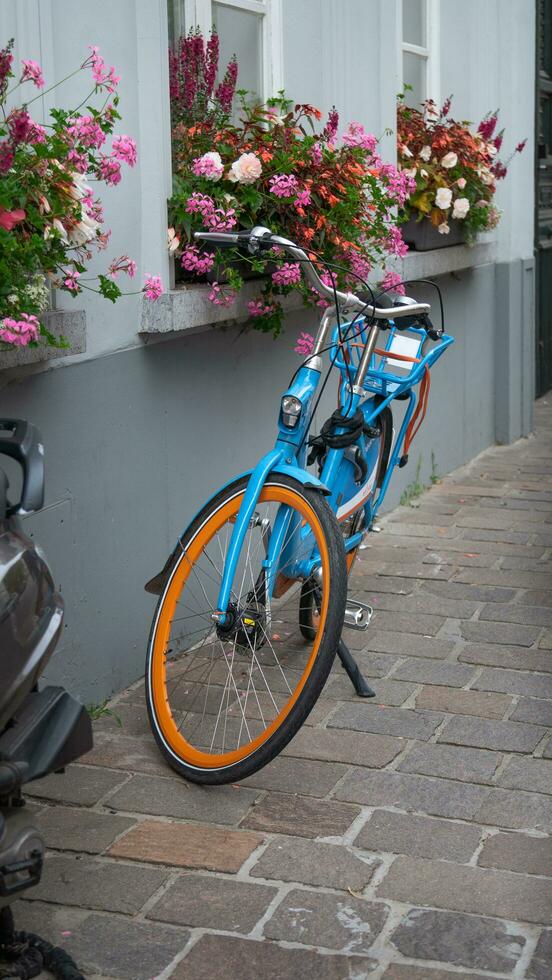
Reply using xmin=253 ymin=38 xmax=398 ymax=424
xmin=16 ymin=397 xmax=552 ymax=979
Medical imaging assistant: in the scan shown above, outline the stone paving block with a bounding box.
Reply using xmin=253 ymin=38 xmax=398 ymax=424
xmin=364 ymin=630 xmax=455 ymax=659
xmin=511 ymin=696 xmax=552 ymax=726
xmin=438 ymin=714 xmax=545 ymax=753
xmin=26 ymin=765 xmax=127 ymax=807
xmin=334 ymin=769 xmax=489 ymax=820
xmin=283 ymin=726 xmax=403 ymax=767
xmin=527 ymin=929 xmax=552 ymax=980
xmin=389 ymin=907 xmax=526 ymax=974
xmin=369 ymin=610 xmax=446 ymax=636
xmin=14 ymin=900 xmax=88 ymax=949
xmin=53 ymin=912 xmax=188 ymax=980
xmin=473 ymin=667 xmax=552 ymax=698
xmin=420 ymin=580 xmax=517 ymax=602
xmin=462 ymin=526 xmax=532 ymax=543
xmin=382 ymin=966 xmax=488 ymax=980
xmin=93 ymin=701 xmax=152 ymax=738
xmin=241 ymin=756 xmax=348 ymax=797
xmin=458 ymin=619 xmax=541 ymax=647
xmin=459 ymin=643 xmax=552 ymax=673
xmin=454 ymin=567 xmax=552 ymax=589
xmin=304 ymin=698 xmax=335 ymax=726
xmin=354 ymin=809 xmax=481 ymax=862
xmin=349 ymin=573 xmax=416 ymax=594
xmin=328 ymin=704 xmax=443 ymax=740
xmin=501 ymin=555 xmax=551 ymax=572
xmin=539 ymin=629 xmax=552 ymax=649
xmin=107 ymin=773 xmax=259 ymax=824
xmin=544 ymin=737 xmax=552 ymax=759
xmin=241 ymin=792 xmax=361 ymax=839
xmin=148 ymin=873 xmax=277 ymax=932
xmin=478 ymin=831 xmax=552 ymax=876
xmin=480 ymin=602 xmax=552 ymax=627
xmin=391 ymin=658 xmax=476 ymax=688
xmin=84 ymin=731 xmax=174 ymax=776
xmin=358 ymin=560 xmax=456 ymax=581
xmin=474 ymin=788 xmax=552 ymax=832
xmin=519 ymin=589 xmax=552 ymax=607
xmin=172 ymin=934 xmax=378 ymax=979
xmin=415 ymin=685 xmax=512 ymax=718
xmin=263 ymin=887 xmax=389 ymax=954
xmin=398 ymin=742 xmax=500 ymax=784
xmin=497 ymin=756 xmax=552 ymax=795
xmin=108 ymin=819 xmax=263 ymax=872
xmin=324 ymin=675 xmax=416 ymax=706
xmin=29 ymin=855 xmax=168 ymax=914
xmin=370 ymin=590 xmax=480 ymax=619
xmin=36 ymin=806 xmax=135 ymax=854
xmin=377 ymin=854 xmax=552 ymax=923
xmin=250 ymin=837 xmax=377 ymax=890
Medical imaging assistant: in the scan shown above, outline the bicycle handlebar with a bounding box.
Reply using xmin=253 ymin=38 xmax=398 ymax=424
xmin=194 ymin=227 xmax=431 ymax=322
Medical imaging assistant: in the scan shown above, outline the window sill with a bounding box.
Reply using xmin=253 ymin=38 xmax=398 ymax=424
xmin=0 ymin=310 xmax=86 ymax=370
xmin=140 ymin=280 xmax=305 ymax=338
xmin=399 ymin=239 xmax=497 ymax=280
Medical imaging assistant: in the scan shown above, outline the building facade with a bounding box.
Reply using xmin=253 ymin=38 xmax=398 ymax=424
xmin=0 ymin=0 xmax=536 ymax=700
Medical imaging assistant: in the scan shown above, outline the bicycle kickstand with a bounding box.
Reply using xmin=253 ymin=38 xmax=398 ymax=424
xmin=337 ymin=639 xmax=376 ymax=698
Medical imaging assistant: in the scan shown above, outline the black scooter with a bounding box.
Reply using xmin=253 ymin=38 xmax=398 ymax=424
xmin=0 ymin=419 xmax=92 ymax=977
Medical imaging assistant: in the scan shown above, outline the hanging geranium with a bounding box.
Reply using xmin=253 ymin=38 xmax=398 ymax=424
xmin=168 ymin=28 xmax=414 ymax=336
xmin=0 ymin=40 xmax=163 ymax=350
xmin=397 ymin=93 xmax=526 ymax=241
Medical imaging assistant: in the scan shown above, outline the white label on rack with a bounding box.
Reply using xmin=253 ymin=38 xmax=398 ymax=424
xmin=385 ymin=333 xmax=421 ymax=371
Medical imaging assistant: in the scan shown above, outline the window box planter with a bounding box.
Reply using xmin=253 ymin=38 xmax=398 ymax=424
xmin=0 ymin=311 xmax=86 ymax=370
xmin=402 ymin=217 xmax=466 ymax=251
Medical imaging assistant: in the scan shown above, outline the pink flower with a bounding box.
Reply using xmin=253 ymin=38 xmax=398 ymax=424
xmin=323 ymin=108 xmax=339 ymax=142
xmin=181 ymin=245 xmax=215 ymax=275
xmin=272 ymin=262 xmax=302 ymax=287
xmin=185 ymin=192 xmax=215 ymax=216
xmin=0 ymin=46 xmax=13 ymax=89
xmin=88 ymin=46 xmax=120 ymax=92
xmin=0 ymin=207 xmax=25 ymax=231
xmin=348 ymin=251 xmax=371 ymax=282
xmin=294 ymin=188 xmax=311 ymax=208
xmin=7 ymin=108 xmax=32 ymax=144
xmin=247 ymin=299 xmax=275 ymax=317
xmin=0 ymin=143 xmax=14 ymax=174
xmin=342 ymin=122 xmax=378 ymax=153
xmin=380 ymin=269 xmax=406 ymax=296
xmin=144 ymin=274 xmax=164 ymax=301
xmin=0 ymin=314 xmax=39 ymax=347
xmin=112 ymin=134 xmax=137 ymax=167
xmin=309 ymin=142 xmax=322 ymax=165
xmin=63 ymin=269 xmax=81 ymax=292
xmin=385 ymin=225 xmax=409 ymax=259
xmin=294 ymin=332 xmax=315 ymax=356
xmin=204 ymin=206 xmax=236 ymax=232
xmin=192 ymin=151 xmax=224 ymax=181
xmin=108 ymin=255 xmax=137 ymax=279
xmin=516 ymin=139 xmax=527 ymax=154
xmin=21 ymin=59 xmax=44 ymax=88
xmin=228 ymin=152 xmax=262 ymax=184
xmin=67 ymin=149 xmax=89 ymax=174
xmin=68 ymin=115 xmax=106 ymax=149
xmin=478 ymin=114 xmax=498 ymax=141
xmin=99 ymin=156 xmax=122 ymax=186
xmin=208 ymin=282 xmax=236 ymax=307
xmin=269 ymin=174 xmax=299 ymax=198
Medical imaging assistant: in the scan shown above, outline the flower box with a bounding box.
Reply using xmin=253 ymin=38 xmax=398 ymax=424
xmin=401 ymin=217 xmax=465 ymax=251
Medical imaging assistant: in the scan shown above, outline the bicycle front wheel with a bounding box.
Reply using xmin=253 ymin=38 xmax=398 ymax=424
xmin=146 ymin=474 xmax=346 ymax=784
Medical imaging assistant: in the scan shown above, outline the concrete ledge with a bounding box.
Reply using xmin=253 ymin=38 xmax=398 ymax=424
xmin=399 ymin=240 xmax=497 ymax=281
xmin=0 ymin=310 xmax=86 ymax=369
xmin=140 ymin=281 xmax=304 ymax=337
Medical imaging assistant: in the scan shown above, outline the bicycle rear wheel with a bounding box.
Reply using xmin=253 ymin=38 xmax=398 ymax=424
xmin=146 ymin=474 xmax=346 ymax=784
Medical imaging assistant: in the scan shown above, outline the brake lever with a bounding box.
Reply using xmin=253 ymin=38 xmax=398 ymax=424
xmin=419 ymin=313 xmax=443 ymax=341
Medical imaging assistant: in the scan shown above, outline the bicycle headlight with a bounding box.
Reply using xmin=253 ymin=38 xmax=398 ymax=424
xmin=281 ymin=395 xmax=302 ymax=428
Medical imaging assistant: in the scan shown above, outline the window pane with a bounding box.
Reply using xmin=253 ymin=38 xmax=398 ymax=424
xmin=167 ymin=0 xmax=185 ymax=46
xmin=213 ymin=3 xmax=263 ymax=101
xmin=403 ymin=0 xmax=426 ymax=46
xmin=403 ymin=51 xmax=426 ymax=108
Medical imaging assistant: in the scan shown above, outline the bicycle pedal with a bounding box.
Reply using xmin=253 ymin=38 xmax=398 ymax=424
xmin=344 ymin=598 xmax=373 ymax=631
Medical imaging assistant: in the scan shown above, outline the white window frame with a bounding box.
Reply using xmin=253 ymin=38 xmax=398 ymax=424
xmin=400 ymin=0 xmax=440 ymax=107
xmin=179 ymin=0 xmax=284 ymax=99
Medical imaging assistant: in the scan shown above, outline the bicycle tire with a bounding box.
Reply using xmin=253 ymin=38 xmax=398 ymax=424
xmin=146 ymin=473 xmax=347 ymax=784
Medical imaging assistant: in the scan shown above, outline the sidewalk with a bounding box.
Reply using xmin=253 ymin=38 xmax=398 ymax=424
xmin=17 ymin=397 xmax=552 ymax=980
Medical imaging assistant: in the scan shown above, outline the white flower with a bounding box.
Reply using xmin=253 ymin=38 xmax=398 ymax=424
xmin=435 ymin=187 xmax=453 ymax=210
xmin=401 ymin=145 xmax=413 ymax=158
xmin=229 ymin=152 xmax=262 ymax=184
xmin=479 ymin=168 xmax=494 ymax=185
xmin=441 ymin=152 xmax=458 ymax=169
xmin=452 ymin=197 xmax=470 ymax=219
xmin=404 ymin=167 xmax=417 ymax=178
xmin=420 ymin=145 xmax=431 ymax=162
xmin=167 ymin=227 xmax=180 ymax=252
xmin=68 ymin=212 xmax=99 ymax=246
xmin=420 ymin=168 xmax=428 ymax=178
xmin=197 ymin=151 xmax=224 ymax=181
xmin=456 ymin=177 xmax=466 ymax=189
xmin=438 ymin=223 xmax=450 ymax=235
xmin=52 ymin=218 xmax=69 ymax=242
xmin=488 ymin=144 xmax=497 ymax=157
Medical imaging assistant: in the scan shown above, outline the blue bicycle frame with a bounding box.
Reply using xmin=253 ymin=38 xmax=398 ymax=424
xmin=209 ymin=313 xmax=453 ymax=626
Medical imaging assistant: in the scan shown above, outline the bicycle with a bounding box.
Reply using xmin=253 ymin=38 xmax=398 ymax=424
xmin=145 ymin=225 xmax=453 ymax=784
